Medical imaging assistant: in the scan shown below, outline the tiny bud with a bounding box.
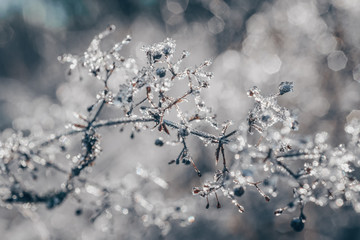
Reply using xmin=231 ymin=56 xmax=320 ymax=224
xmin=179 ymin=128 xmax=189 ymax=137
xmin=192 ymin=187 xmax=201 ymax=195
xmin=73 ymin=124 xmax=87 ymax=129
xmin=146 ymin=86 xmax=151 ymax=94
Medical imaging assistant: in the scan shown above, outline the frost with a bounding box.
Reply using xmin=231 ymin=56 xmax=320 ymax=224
xmin=279 ymin=82 xmax=294 ymax=95
xmin=142 ymin=38 xmax=176 ymax=61
xmin=247 ymin=82 xmax=297 ymax=135
xmin=3 ymin=22 xmax=360 ymax=238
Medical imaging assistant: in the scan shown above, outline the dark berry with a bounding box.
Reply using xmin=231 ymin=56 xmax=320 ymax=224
xmin=60 ymin=145 xmax=66 ymax=152
xmin=162 ymin=46 xmax=171 ymax=55
xmin=291 ymin=120 xmax=299 ymax=131
xmin=242 ymin=169 xmax=253 ymax=177
xmin=179 ymin=128 xmax=189 ymax=137
xmin=156 ymin=68 xmax=166 ymax=78
xmin=87 ymin=104 xmax=94 ymax=112
xmin=261 ymin=115 xmax=270 ymax=122
xmin=155 ymin=138 xmax=164 ymax=146
xmin=233 ymin=186 xmax=245 ymax=197
xmin=182 ymin=158 xmax=191 ymax=165
xmin=290 ymin=217 xmax=304 ymax=232
xmin=263 ymin=179 xmax=270 ymax=186
xmin=75 ymin=208 xmax=83 ymax=216
xmin=153 ymin=52 xmax=162 ymax=60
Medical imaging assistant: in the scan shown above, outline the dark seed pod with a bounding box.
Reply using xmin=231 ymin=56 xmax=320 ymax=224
xmin=162 ymin=46 xmax=171 ymax=55
xmin=279 ymin=81 xmax=294 ymax=95
xmin=182 ymin=158 xmax=191 ymax=165
xmin=156 ymin=67 xmax=166 ymax=78
xmin=75 ymin=208 xmax=83 ymax=216
xmin=290 ymin=217 xmax=304 ymax=232
xmin=60 ymin=145 xmax=66 ymax=152
xmin=155 ymin=138 xmax=164 ymax=147
xmin=233 ymin=186 xmax=245 ymax=197
xmin=261 ymin=115 xmax=270 ymax=122
xmin=87 ymin=104 xmax=94 ymax=112
xmin=153 ymin=52 xmax=162 ymax=60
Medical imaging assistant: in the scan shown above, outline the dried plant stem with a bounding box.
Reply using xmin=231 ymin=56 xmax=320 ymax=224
xmin=36 ymin=116 xmax=222 ymax=151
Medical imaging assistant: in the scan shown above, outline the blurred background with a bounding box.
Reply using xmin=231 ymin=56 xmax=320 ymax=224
xmin=1 ymin=0 xmax=360 ymax=239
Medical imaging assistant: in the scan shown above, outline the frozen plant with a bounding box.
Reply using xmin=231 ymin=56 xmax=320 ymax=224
xmin=1 ymin=25 xmax=360 ymax=237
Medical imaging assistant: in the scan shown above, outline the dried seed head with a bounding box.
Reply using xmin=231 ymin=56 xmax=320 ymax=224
xmin=153 ymin=51 xmax=162 ymax=60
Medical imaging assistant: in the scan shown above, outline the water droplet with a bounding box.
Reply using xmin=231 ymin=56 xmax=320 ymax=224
xmin=187 ymin=216 xmax=195 ymax=223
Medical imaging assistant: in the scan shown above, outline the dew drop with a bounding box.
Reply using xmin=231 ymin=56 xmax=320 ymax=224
xmin=187 ymin=216 xmax=195 ymax=223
